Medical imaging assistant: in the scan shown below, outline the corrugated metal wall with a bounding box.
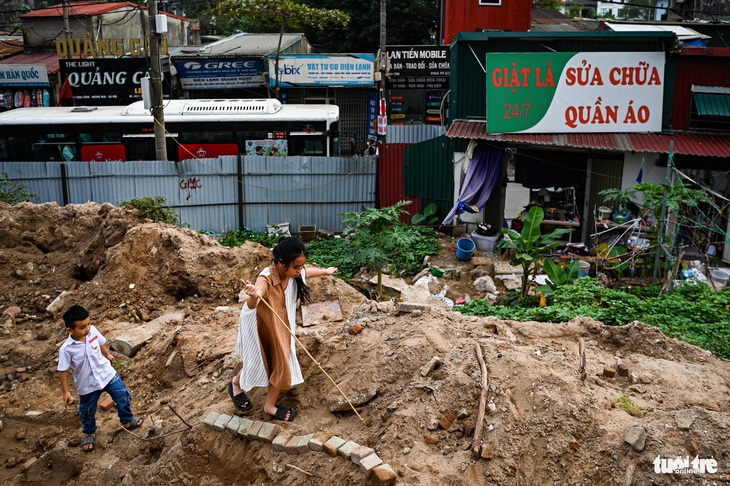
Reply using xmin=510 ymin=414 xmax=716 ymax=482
xmin=403 ymin=135 xmax=456 ymax=220
xmin=379 ymin=144 xmax=422 ymax=223
xmin=0 ymin=155 xmax=376 ymax=234
xmin=386 ymin=125 xmax=446 ymax=144
xmin=442 ymin=0 xmax=532 ymax=45
xmin=671 ymin=55 xmax=730 ymax=131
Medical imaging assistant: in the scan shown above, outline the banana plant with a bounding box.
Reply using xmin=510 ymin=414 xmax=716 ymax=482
xmin=539 ymin=259 xmax=581 ymax=295
xmin=411 ymin=202 xmax=438 ymax=225
xmin=498 ymin=206 xmax=574 ymax=300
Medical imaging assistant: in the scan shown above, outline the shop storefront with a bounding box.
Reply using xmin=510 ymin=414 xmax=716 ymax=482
xmin=271 ymin=54 xmax=376 ymax=155
xmin=0 ymin=55 xmax=56 ymax=110
xmin=59 ymin=57 xmax=171 ymax=105
xmin=386 ymin=46 xmax=450 ymax=126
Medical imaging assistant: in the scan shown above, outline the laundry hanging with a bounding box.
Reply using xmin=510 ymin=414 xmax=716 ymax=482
xmin=442 ymin=141 xmax=505 ymax=225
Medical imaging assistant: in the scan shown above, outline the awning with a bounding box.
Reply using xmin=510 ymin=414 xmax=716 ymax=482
xmin=446 ymin=120 xmax=730 ymax=158
xmin=0 ymin=52 xmax=61 ymax=74
xmin=693 ymin=93 xmax=730 ymax=117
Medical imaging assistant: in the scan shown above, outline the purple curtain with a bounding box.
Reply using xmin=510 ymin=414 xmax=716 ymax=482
xmin=442 ymin=142 xmax=505 ymax=225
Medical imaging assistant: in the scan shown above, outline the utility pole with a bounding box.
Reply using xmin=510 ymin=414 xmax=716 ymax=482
xmin=653 ymin=140 xmax=673 ymax=282
xmin=149 ymin=0 xmax=168 ymax=160
xmin=378 ymin=0 xmax=387 ymax=145
xmin=62 ymin=0 xmax=71 ymax=58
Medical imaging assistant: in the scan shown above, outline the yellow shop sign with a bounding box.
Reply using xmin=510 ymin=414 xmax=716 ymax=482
xmin=56 ymin=38 xmax=169 ymax=58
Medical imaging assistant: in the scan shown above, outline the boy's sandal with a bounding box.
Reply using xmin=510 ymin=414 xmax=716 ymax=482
xmin=82 ymin=434 xmax=95 ymax=453
xmin=123 ymin=416 xmax=144 ymax=430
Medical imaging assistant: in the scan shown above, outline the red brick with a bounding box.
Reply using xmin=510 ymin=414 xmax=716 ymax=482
xmin=100 ymin=395 xmax=116 ymax=411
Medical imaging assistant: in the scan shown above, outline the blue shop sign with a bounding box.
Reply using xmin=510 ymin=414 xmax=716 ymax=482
xmin=175 ymin=58 xmax=264 ymax=89
xmin=0 ymin=64 xmax=50 ymax=87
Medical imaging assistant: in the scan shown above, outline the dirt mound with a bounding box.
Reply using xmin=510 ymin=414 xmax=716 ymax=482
xmin=0 ymin=202 xmax=728 ymax=485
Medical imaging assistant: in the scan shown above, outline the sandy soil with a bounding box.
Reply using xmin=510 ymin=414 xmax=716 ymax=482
xmin=0 ymin=201 xmax=728 ymax=485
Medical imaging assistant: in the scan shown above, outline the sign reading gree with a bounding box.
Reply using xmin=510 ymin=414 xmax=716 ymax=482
xmin=485 ymin=52 xmax=665 ymax=133
xmin=56 ymin=38 xmax=169 ymax=57
xmin=175 ymin=59 xmax=264 ymax=90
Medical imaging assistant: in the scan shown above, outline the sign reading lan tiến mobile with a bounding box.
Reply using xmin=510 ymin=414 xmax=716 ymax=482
xmin=486 ymin=52 xmax=665 ymax=133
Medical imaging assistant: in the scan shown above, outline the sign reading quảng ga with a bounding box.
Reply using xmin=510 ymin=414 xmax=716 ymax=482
xmin=486 ymin=52 xmax=665 ymax=134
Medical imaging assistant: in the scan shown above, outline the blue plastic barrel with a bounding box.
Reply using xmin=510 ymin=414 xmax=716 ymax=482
xmin=456 ymin=238 xmax=476 ymax=261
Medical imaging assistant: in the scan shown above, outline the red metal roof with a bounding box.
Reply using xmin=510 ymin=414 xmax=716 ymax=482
xmin=21 ymin=2 xmax=188 ymax=21
xmin=21 ymin=2 xmax=136 ymax=18
xmin=0 ymin=38 xmax=24 ymax=59
xmin=446 ymin=120 xmax=730 ymax=158
xmin=0 ymin=52 xmax=61 ymax=74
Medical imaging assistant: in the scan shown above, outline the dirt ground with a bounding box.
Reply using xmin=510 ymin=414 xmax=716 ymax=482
xmin=0 ymin=201 xmax=728 ymax=485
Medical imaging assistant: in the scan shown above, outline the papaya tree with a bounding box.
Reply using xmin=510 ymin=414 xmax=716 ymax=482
xmin=498 ymin=205 xmax=574 ymax=300
xmin=341 ymin=201 xmax=418 ymax=299
xmin=214 ymin=0 xmax=350 ymax=96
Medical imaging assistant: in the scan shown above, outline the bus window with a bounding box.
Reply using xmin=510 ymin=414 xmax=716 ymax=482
xmin=1 ymin=135 xmax=31 ymax=160
xmin=79 ymin=132 xmax=121 ymax=143
xmin=124 ymin=136 xmax=155 ymax=161
xmin=289 ymin=135 xmax=324 ymax=156
xmin=33 ymin=133 xmax=75 ymax=161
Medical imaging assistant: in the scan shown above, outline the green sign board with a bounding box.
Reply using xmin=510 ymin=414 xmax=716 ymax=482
xmin=485 ymin=52 xmax=665 ymax=134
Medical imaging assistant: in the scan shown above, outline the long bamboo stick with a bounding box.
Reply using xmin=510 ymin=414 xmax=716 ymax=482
xmin=243 ymin=280 xmax=364 ymax=423
xmin=472 ymin=344 xmax=489 ymax=458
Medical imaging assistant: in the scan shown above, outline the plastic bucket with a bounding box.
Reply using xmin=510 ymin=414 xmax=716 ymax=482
xmin=577 ymin=260 xmax=590 ymax=278
xmin=471 ymin=231 xmax=500 ymax=253
xmin=456 ymin=238 xmax=476 ymax=261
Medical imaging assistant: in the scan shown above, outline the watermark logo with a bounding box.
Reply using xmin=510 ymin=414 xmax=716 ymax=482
xmin=654 ymin=455 xmax=717 ymax=474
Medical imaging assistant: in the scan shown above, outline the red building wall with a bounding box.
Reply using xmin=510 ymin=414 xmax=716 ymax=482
xmin=441 ymin=0 xmax=532 ymax=45
xmin=671 ymin=47 xmax=730 ymax=131
xmin=378 ymin=143 xmax=421 ymax=223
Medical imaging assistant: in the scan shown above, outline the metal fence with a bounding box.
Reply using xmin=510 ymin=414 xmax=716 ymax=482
xmin=0 ymin=155 xmax=377 ymax=234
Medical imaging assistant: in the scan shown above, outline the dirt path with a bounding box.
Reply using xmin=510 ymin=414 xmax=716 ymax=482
xmin=0 ymin=202 xmax=728 ymax=485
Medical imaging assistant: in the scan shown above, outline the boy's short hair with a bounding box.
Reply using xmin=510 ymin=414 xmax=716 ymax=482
xmin=63 ymin=305 xmax=89 ymax=329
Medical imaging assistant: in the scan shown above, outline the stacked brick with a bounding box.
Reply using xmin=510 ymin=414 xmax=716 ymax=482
xmin=203 ymin=411 xmax=397 ymax=485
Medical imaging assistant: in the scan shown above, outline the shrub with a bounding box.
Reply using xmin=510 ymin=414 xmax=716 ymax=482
xmin=119 ymin=196 xmax=180 ymax=225
xmin=0 ymin=172 xmax=37 ymax=205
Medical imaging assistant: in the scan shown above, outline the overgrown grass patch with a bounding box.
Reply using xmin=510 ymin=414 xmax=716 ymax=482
xmin=218 ymin=228 xmax=280 ymax=249
xmin=458 ymin=278 xmax=730 ymax=360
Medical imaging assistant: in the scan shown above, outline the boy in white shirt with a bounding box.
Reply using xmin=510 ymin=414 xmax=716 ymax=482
xmin=58 ymin=305 xmax=143 ymax=453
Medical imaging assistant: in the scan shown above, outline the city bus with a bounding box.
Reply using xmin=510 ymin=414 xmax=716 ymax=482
xmin=0 ymin=98 xmax=340 ymax=162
